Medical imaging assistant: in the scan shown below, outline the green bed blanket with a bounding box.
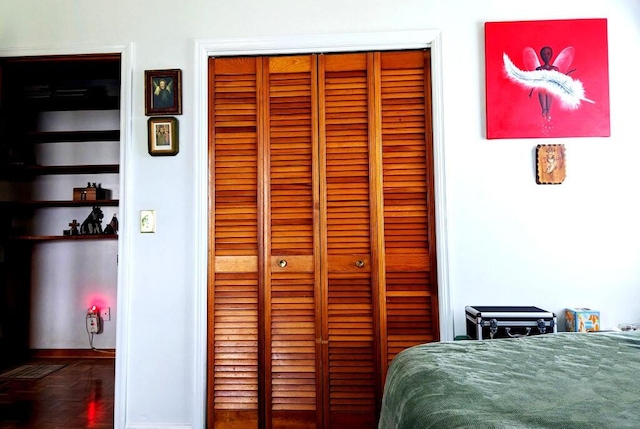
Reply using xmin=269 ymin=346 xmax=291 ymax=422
xmin=379 ymin=331 xmax=640 ymax=428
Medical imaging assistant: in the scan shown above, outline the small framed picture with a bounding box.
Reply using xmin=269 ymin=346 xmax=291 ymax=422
xmin=536 ymin=144 xmax=566 ymax=184
xmin=148 ymin=117 xmax=179 ymax=156
xmin=145 ymin=69 xmax=182 ymax=116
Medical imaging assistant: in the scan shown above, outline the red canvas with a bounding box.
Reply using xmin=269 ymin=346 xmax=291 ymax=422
xmin=485 ymin=19 xmax=610 ymax=139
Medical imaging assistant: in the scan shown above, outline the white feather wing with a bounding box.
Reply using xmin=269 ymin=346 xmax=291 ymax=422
xmin=503 ymin=53 xmax=594 ymax=109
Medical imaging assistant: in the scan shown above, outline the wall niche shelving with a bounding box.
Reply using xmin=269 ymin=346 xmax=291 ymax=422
xmin=0 ymin=53 xmax=121 ymax=368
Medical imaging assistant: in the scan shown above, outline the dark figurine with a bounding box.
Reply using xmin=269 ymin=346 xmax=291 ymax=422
xmin=68 ymin=219 xmax=80 ymax=236
xmin=80 ymin=206 xmax=104 ymax=235
xmin=104 ymin=214 xmax=119 ymax=235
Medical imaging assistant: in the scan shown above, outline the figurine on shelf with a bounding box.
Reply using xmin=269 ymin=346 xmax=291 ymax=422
xmin=80 ymin=206 xmax=104 ymax=235
xmin=64 ymin=219 xmax=80 ymax=236
xmin=104 ymin=214 xmax=119 ymax=235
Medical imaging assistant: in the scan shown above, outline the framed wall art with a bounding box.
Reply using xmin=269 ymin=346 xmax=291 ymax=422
xmin=148 ymin=117 xmax=179 ymax=156
xmin=145 ymin=69 xmax=182 ymax=116
xmin=536 ymin=144 xmax=566 ymax=184
xmin=485 ymin=19 xmax=610 ymax=139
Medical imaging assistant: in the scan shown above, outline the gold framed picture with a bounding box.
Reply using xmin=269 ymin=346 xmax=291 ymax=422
xmin=148 ymin=117 xmax=179 ymax=156
xmin=536 ymin=144 xmax=566 ymax=184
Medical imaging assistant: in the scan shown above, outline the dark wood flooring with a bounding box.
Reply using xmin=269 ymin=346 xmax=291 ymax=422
xmin=0 ymin=358 xmax=115 ymax=429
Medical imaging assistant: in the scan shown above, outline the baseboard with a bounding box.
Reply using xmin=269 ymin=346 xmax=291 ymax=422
xmin=126 ymin=425 xmax=192 ymax=429
xmin=30 ymin=348 xmax=116 ymax=359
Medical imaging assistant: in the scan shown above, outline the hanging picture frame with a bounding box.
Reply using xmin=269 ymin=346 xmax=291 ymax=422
xmin=148 ymin=117 xmax=179 ymax=156
xmin=536 ymin=144 xmax=566 ymax=184
xmin=485 ymin=19 xmax=610 ymax=139
xmin=145 ymin=69 xmax=182 ymax=116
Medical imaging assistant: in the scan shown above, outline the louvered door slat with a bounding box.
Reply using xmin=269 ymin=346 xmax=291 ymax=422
xmin=380 ymin=51 xmax=438 ymax=367
xmin=209 ymin=57 xmax=261 ymax=429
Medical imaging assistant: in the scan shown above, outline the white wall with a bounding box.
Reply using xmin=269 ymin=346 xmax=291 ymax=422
xmin=29 ymin=110 xmax=120 ymax=350
xmin=2 ymin=0 xmax=640 ymax=427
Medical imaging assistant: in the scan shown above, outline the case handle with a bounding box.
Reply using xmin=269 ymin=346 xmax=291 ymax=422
xmin=505 ymin=327 xmax=531 ymax=338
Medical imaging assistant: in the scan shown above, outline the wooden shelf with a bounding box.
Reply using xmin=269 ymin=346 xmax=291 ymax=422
xmin=8 ymin=234 xmax=118 ymax=242
xmin=20 ymin=96 xmax=120 ymax=112
xmin=0 ymin=164 xmax=119 ymax=178
xmin=0 ymin=199 xmax=119 ymax=210
xmin=26 ymin=130 xmax=120 ymax=143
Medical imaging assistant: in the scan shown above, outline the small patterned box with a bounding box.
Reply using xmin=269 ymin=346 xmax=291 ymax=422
xmin=565 ymin=308 xmax=600 ymax=332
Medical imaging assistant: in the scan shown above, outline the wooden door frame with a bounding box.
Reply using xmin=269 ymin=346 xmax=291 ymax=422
xmin=194 ymin=30 xmax=451 ymax=429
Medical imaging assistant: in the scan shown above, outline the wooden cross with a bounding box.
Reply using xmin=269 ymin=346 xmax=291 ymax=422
xmin=69 ymin=219 xmax=80 ymax=235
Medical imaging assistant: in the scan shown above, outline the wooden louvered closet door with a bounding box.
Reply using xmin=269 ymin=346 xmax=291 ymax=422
xmin=208 ymin=50 xmax=438 ymax=429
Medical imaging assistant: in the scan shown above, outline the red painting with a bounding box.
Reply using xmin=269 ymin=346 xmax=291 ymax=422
xmin=485 ymin=19 xmax=610 ymax=139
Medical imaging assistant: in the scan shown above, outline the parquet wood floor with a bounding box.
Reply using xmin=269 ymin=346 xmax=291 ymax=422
xmin=0 ymin=358 xmax=114 ymax=429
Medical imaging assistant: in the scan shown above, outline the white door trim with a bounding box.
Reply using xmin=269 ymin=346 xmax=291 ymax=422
xmin=193 ymin=30 xmax=451 ymax=429
xmin=0 ymin=43 xmax=134 ymax=429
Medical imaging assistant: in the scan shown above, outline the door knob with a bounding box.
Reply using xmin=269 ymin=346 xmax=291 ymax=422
xmin=278 ymin=259 xmax=287 ymax=268
xmin=355 ymin=260 xmax=365 ymax=268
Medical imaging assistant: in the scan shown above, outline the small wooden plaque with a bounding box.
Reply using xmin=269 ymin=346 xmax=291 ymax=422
xmin=536 ymin=144 xmax=566 ymax=185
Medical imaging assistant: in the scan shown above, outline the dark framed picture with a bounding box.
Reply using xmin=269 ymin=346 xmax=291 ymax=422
xmin=148 ymin=117 xmax=179 ymax=156
xmin=145 ymin=69 xmax=182 ymax=116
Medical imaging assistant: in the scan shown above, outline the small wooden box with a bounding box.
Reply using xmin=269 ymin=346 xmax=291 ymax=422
xmin=73 ymin=186 xmax=110 ymax=201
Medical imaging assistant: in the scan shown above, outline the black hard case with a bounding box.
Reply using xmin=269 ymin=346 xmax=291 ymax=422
xmin=465 ymin=305 xmax=557 ymax=340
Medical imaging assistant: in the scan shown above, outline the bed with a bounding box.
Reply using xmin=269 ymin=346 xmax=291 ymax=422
xmin=378 ymin=331 xmax=640 ymax=428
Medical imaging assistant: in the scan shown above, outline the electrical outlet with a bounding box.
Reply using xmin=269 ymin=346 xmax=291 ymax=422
xmin=87 ymin=315 xmax=100 ymax=334
xmin=100 ymin=307 xmax=111 ymax=321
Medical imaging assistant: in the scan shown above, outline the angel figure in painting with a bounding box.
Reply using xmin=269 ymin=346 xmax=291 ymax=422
xmin=544 ymin=145 xmax=557 ymax=174
xmin=502 ymin=46 xmax=594 ymax=119
xmin=153 ymin=78 xmax=173 ymax=109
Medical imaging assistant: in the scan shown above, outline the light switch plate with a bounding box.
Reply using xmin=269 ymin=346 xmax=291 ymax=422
xmin=140 ymin=210 xmax=156 ymax=233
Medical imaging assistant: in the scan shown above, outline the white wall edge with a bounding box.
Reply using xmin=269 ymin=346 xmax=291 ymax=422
xmin=115 ymin=42 xmax=135 ymax=429
xmin=193 ymin=38 xmax=210 ymax=429
xmin=195 ymin=29 xmax=451 ymax=427
xmin=428 ymin=33 xmax=454 ymax=343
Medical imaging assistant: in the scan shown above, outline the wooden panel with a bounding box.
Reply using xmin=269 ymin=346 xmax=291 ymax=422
xmin=209 ymin=57 xmax=261 ymax=428
xmin=379 ymin=50 xmax=439 ymax=368
xmin=321 ymin=53 xmax=377 ymax=428
xmin=266 ymin=55 xmax=319 ymax=429
xmin=213 ymin=273 xmax=259 ymax=410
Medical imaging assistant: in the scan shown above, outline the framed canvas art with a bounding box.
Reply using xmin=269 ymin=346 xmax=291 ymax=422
xmin=485 ymin=19 xmax=610 ymax=139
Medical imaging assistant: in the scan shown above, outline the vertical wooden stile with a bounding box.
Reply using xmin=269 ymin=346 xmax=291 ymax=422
xmin=207 ymin=57 xmax=217 ymax=429
xmin=258 ymin=56 xmax=271 ymax=429
xmin=316 ymin=54 xmax=330 ymax=427
xmin=314 ymin=54 xmax=328 ymax=429
xmin=366 ymin=52 xmax=387 ymax=412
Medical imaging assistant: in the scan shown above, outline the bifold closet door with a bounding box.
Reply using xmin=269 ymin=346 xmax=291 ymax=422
xmin=377 ymin=51 xmax=439 ymax=375
xmin=208 ymin=50 xmax=438 ymax=429
xmin=208 ymin=57 xmax=263 ymax=429
xmin=208 ymin=55 xmax=322 ymax=429
xmin=264 ymin=55 xmax=321 ymax=429
xmin=318 ymin=53 xmax=380 ymax=429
